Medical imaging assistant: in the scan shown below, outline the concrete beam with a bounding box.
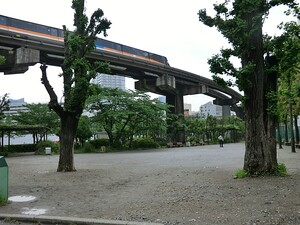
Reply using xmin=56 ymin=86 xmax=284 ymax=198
xmin=156 ymin=75 xmax=176 ymax=92
xmin=182 ymin=84 xmax=208 ymax=95
xmin=213 ymin=98 xmax=239 ymax=106
xmin=0 ymin=49 xmax=15 ymax=67
xmin=15 ymin=47 xmax=39 ymax=65
xmin=135 ymin=79 xmax=159 ymax=93
xmin=0 ymin=47 xmax=40 ymax=74
xmin=4 ymin=66 xmax=29 ymax=75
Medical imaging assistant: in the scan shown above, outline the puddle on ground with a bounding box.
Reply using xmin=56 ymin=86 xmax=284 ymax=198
xmin=8 ymin=195 xmax=36 ymax=202
xmin=22 ymin=207 xmax=47 ymax=216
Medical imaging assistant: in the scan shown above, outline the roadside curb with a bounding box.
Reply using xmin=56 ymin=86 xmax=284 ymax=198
xmin=0 ymin=214 xmax=164 ymax=225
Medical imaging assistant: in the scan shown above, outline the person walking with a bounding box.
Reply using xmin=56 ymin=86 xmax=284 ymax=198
xmin=218 ymin=135 xmax=224 ymax=147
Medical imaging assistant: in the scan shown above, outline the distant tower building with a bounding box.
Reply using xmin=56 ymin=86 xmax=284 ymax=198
xmin=184 ymin=103 xmax=192 ymax=117
xmin=91 ymin=73 xmax=125 ymax=90
xmin=184 ymin=103 xmax=192 ymax=112
xmin=199 ymin=101 xmax=223 ymax=118
xmin=158 ymin=96 xmax=166 ymax=103
xmin=4 ymin=98 xmax=28 ymax=116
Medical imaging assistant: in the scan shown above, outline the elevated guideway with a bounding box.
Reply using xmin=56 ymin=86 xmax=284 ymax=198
xmin=0 ymin=30 xmax=243 ymax=118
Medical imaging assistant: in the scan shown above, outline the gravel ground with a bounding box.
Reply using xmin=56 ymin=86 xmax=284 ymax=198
xmin=1 ymin=143 xmax=300 ymax=225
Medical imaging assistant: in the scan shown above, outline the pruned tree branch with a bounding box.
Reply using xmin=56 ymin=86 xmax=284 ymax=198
xmin=40 ymin=63 xmax=63 ymax=116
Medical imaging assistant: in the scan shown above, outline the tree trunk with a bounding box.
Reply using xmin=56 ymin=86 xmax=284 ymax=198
xmin=57 ymin=113 xmax=79 ymax=172
xmin=284 ymin=118 xmax=289 ymax=144
xmin=289 ymin=102 xmax=296 ymax=153
xmin=243 ymin=7 xmax=277 ymax=175
xmin=277 ymin=123 xmax=283 ymax=149
xmin=244 ymin=97 xmax=277 ymax=174
xmin=294 ymin=115 xmax=299 ymax=144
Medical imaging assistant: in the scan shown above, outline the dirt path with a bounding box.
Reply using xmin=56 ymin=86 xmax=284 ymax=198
xmin=1 ymin=143 xmax=300 ymax=225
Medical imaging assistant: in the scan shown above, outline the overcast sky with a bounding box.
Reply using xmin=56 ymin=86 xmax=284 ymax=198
xmin=0 ymin=0 xmax=296 ymax=111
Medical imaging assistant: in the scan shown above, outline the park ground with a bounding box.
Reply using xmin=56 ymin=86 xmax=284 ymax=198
xmin=1 ymin=143 xmax=300 ymax=225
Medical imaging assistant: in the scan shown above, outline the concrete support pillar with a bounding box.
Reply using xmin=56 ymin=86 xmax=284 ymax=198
xmin=166 ymin=90 xmax=185 ymax=143
xmin=166 ymin=91 xmax=184 ymax=115
xmin=222 ymin=105 xmax=231 ymax=117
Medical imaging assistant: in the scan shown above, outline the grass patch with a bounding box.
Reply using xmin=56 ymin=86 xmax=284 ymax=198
xmin=4 ymin=217 xmax=16 ymax=223
xmin=234 ymin=168 xmax=248 ymax=178
xmin=274 ymin=163 xmax=288 ymax=177
xmin=0 ymin=197 xmax=8 ymax=206
xmin=234 ymin=163 xmax=288 ymax=178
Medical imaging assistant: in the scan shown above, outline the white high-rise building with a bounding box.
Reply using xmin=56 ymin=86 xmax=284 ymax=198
xmin=91 ymin=73 xmax=125 ymax=90
xmin=199 ymin=101 xmax=223 ymax=118
xmin=4 ymin=98 xmax=28 ymax=115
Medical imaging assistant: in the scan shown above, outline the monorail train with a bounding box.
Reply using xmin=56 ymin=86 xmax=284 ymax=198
xmin=0 ymin=15 xmax=170 ymax=66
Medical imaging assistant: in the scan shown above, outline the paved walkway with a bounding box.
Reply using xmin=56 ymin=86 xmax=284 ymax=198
xmin=1 ymin=143 xmax=300 ymax=225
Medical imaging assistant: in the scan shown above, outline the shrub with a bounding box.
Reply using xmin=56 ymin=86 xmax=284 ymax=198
xmin=154 ymin=137 xmax=167 ymax=148
xmin=188 ymin=136 xmax=199 ymax=142
xmin=89 ymin=138 xmax=110 ymax=148
xmin=82 ymin=142 xmax=95 ymax=153
xmin=131 ymin=138 xmax=159 ymax=149
xmin=5 ymin=144 xmax=36 ymax=153
xmin=35 ymin=141 xmax=59 ymax=155
xmin=234 ymin=168 xmax=248 ymax=178
xmin=0 ymin=197 xmax=9 ymax=206
xmin=0 ymin=150 xmax=8 ymax=157
xmin=274 ymin=163 xmax=288 ymax=177
xmin=234 ymin=163 xmax=288 ymax=178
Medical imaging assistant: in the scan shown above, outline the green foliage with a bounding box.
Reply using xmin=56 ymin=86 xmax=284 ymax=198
xmin=271 ymin=21 xmax=300 ymax=123
xmin=199 ymin=0 xmax=300 ymax=175
xmin=39 ymin=0 xmax=112 ymax=171
xmin=35 ymin=141 xmax=59 ymax=155
xmin=235 ymin=163 xmax=288 ymax=178
xmin=0 ymin=197 xmax=8 ymax=206
xmin=87 ymin=86 xmax=169 ymax=148
xmin=0 ymin=151 xmax=8 ymax=157
xmin=0 ymin=93 xmax=9 ymax=120
xmin=198 ymin=0 xmax=300 ymax=94
xmin=0 ymin=56 xmax=5 ymax=65
xmin=131 ymin=138 xmax=159 ymax=149
xmin=76 ymin=116 xmax=93 ymax=146
xmin=3 ymin=218 xmax=16 ymax=223
xmin=167 ymin=114 xmax=186 ymax=142
xmin=89 ymin=138 xmax=110 ymax=148
xmin=184 ymin=115 xmax=245 ymax=144
xmin=82 ymin=142 xmax=95 ymax=153
xmin=0 ymin=55 xmax=5 ymax=65
xmin=5 ymin=144 xmax=36 ymax=153
xmin=234 ymin=168 xmax=248 ymax=178
xmin=274 ymin=163 xmax=288 ymax=177
xmin=58 ymin=0 xmax=112 ymax=113
xmin=187 ymin=136 xmax=199 ymax=142
xmin=12 ymin=103 xmax=60 ymax=135
xmin=266 ymin=91 xmax=279 ymax=119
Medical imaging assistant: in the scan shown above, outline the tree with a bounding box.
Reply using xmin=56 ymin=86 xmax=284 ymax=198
xmin=76 ymin=115 xmax=93 ymax=146
xmin=87 ymin=86 xmax=168 ymax=148
xmin=0 ymin=93 xmax=9 ymax=120
xmin=12 ymin=103 xmax=59 ymax=143
xmin=166 ymin=114 xmax=187 ymax=143
xmin=184 ymin=117 xmax=206 ymax=142
xmin=125 ymin=93 xmax=168 ymax=145
xmin=206 ymin=115 xmax=218 ymax=143
xmin=40 ymin=0 xmax=111 ymax=171
xmin=272 ymin=21 xmax=300 ymax=152
xmin=0 ymin=55 xmax=5 ymax=65
xmin=198 ymin=0 xmax=299 ymax=175
xmin=0 ymin=55 xmax=9 ymax=121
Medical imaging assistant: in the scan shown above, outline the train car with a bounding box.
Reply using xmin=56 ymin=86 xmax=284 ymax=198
xmin=0 ymin=15 xmax=170 ymax=66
